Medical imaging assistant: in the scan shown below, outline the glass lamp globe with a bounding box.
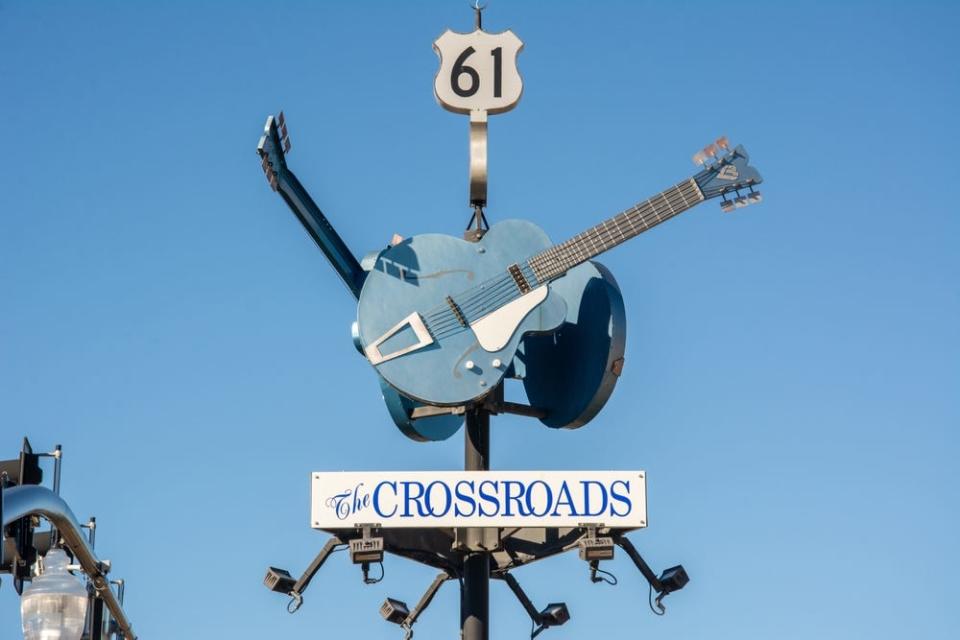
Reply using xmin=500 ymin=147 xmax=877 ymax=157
xmin=20 ymin=548 xmax=88 ymax=640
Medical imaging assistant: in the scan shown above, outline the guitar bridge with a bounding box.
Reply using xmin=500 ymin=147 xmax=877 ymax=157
xmin=508 ymin=263 xmax=531 ymax=294
xmin=446 ymin=296 xmax=468 ymax=327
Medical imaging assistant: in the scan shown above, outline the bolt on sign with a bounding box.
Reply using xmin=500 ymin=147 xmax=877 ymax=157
xmin=433 ymin=28 xmax=524 ymax=115
xmin=311 ymin=471 xmax=647 ymax=529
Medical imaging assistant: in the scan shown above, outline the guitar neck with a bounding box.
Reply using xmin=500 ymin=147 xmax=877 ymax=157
xmin=274 ymin=168 xmax=367 ymax=299
xmin=528 ymin=178 xmax=705 ymax=282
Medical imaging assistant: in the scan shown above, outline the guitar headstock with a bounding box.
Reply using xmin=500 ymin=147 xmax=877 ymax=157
xmin=257 ymin=112 xmax=292 ymax=192
xmin=693 ymin=137 xmax=763 ymax=212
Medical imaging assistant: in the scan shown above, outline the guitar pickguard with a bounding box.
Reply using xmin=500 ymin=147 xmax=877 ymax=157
xmin=469 ymin=286 xmax=548 ymax=352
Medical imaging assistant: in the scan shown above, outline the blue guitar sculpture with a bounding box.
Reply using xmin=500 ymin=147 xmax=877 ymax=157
xmin=258 ymin=115 xmax=761 ymax=432
xmin=257 ymin=114 xmax=631 ymax=438
xmin=355 ymin=139 xmax=763 ymax=406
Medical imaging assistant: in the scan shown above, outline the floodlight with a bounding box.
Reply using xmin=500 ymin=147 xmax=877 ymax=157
xmin=747 ymin=191 xmax=763 ymax=204
xmin=350 ymin=536 xmax=384 ymax=564
xmin=578 ymin=536 xmax=615 ymax=562
xmin=263 ymin=567 xmax=296 ymax=594
xmin=720 ymin=199 xmax=735 ymax=213
xmin=380 ymin=597 xmax=411 ymax=625
xmin=538 ymin=602 xmax=570 ymax=627
xmin=657 ymin=565 xmax=689 ymax=594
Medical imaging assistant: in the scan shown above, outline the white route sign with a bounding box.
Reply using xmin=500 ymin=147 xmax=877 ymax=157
xmin=311 ymin=471 xmax=647 ymax=529
xmin=433 ymin=29 xmax=524 ymax=115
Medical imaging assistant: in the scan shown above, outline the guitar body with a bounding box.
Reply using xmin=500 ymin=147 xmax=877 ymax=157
xmin=357 ymin=219 xmax=568 ymax=406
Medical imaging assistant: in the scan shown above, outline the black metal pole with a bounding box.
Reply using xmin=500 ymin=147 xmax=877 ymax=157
xmin=461 ymin=406 xmax=490 ymax=640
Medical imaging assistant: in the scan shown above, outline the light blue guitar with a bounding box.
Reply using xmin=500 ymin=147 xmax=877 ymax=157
xmin=356 ymin=139 xmax=763 ymax=406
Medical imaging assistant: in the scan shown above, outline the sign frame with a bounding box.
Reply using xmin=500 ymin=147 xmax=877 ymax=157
xmin=311 ymin=470 xmax=647 ymax=530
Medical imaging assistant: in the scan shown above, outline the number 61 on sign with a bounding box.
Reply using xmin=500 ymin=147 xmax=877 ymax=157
xmin=433 ymin=28 xmax=524 ymax=115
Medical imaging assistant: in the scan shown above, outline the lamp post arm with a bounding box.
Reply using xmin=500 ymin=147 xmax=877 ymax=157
xmin=613 ymin=535 xmax=664 ymax=592
xmin=403 ymin=572 xmax=450 ymax=629
xmin=1 ymin=485 xmax=136 ymax=639
xmin=501 ymin=572 xmax=542 ymax=625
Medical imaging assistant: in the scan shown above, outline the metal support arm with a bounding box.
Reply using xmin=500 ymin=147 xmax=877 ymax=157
xmin=1 ymin=485 xmax=136 ymax=639
xmin=613 ymin=535 xmax=664 ymax=591
xmin=291 ymin=536 xmax=342 ymax=601
xmin=402 ymin=572 xmax=450 ymax=635
xmin=501 ymin=572 xmax=542 ymax=626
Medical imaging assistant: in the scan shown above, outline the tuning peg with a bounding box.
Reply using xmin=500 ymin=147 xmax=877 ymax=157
xmin=747 ymin=191 xmax=763 ymax=204
xmin=715 ymin=136 xmax=730 ymax=151
xmin=693 ymin=150 xmax=708 ymax=166
xmin=720 ymin=199 xmax=735 ymax=213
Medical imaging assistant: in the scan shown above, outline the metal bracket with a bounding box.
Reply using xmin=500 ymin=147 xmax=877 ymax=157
xmin=403 ymin=572 xmax=451 ymax=638
xmin=500 ymin=572 xmax=568 ymax=638
xmin=469 ymin=109 xmax=488 ymax=209
xmin=481 ymin=384 xmax=547 ymax=419
xmin=612 ymin=535 xmax=662 ymax=591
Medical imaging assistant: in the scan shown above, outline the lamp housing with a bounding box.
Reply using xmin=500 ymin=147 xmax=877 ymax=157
xmin=578 ymin=536 xmax=615 ymax=562
xmin=538 ymin=602 xmax=570 ymax=628
xmin=349 ymin=536 xmax=384 ymax=564
xmin=20 ymin=548 xmax=88 ymax=640
xmin=379 ymin=597 xmax=410 ymax=625
xmin=658 ymin=565 xmax=689 ymax=594
xmin=263 ymin=567 xmax=296 ymax=594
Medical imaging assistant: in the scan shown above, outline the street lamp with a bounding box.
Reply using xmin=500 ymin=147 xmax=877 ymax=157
xmin=20 ymin=548 xmax=88 ymax=640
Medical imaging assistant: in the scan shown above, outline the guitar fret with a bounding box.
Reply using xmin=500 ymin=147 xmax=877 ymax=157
xmin=530 ymin=178 xmax=703 ymax=282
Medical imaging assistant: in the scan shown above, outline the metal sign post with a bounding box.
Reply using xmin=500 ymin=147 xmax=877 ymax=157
xmin=462 ymin=407 xmax=490 ymax=640
xmin=434 ymin=7 xmax=523 ymax=633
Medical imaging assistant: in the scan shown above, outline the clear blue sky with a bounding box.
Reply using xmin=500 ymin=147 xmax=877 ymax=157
xmin=2 ymin=1 xmax=957 ymax=638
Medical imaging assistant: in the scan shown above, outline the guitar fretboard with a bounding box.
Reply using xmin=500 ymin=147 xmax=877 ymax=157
xmin=528 ymin=178 xmax=704 ymax=282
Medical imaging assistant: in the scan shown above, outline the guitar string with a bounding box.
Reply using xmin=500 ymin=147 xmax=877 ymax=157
xmin=423 ymin=180 xmax=702 ymax=338
xmin=424 ymin=274 xmax=516 ymax=322
xmin=545 ymin=181 xmax=699 ymax=279
xmin=424 ymin=276 xmax=520 ymax=334
xmin=426 ymin=181 xmax=699 ymax=337
xmin=533 ymin=181 xmax=698 ymax=281
xmin=555 ymin=181 xmax=698 ymax=275
xmin=426 ymin=280 xmax=522 ymax=336
xmin=531 ymin=182 xmax=693 ymax=280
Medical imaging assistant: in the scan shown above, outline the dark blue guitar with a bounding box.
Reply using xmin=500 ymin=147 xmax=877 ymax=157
xmin=355 ymin=140 xmax=763 ymax=406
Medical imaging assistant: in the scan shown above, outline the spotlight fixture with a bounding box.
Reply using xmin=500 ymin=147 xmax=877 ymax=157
xmin=379 ymin=572 xmax=449 ymax=638
xmin=538 ymin=602 xmax=570 ymax=628
xmin=263 ymin=567 xmax=297 ymax=594
xmin=349 ymin=536 xmax=384 ymax=564
xmin=380 ymin=597 xmax=411 ymax=625
xmin=657 ymin=565 xmax=689 ymax=594
xmin=578 ymin=536 xmax=615 ymax=562
xmin=502 ymin=572 xmax=570 ymax=639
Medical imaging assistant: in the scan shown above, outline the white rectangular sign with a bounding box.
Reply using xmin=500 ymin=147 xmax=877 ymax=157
xmin=311 ymin=471 xmax=647 ymax=529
